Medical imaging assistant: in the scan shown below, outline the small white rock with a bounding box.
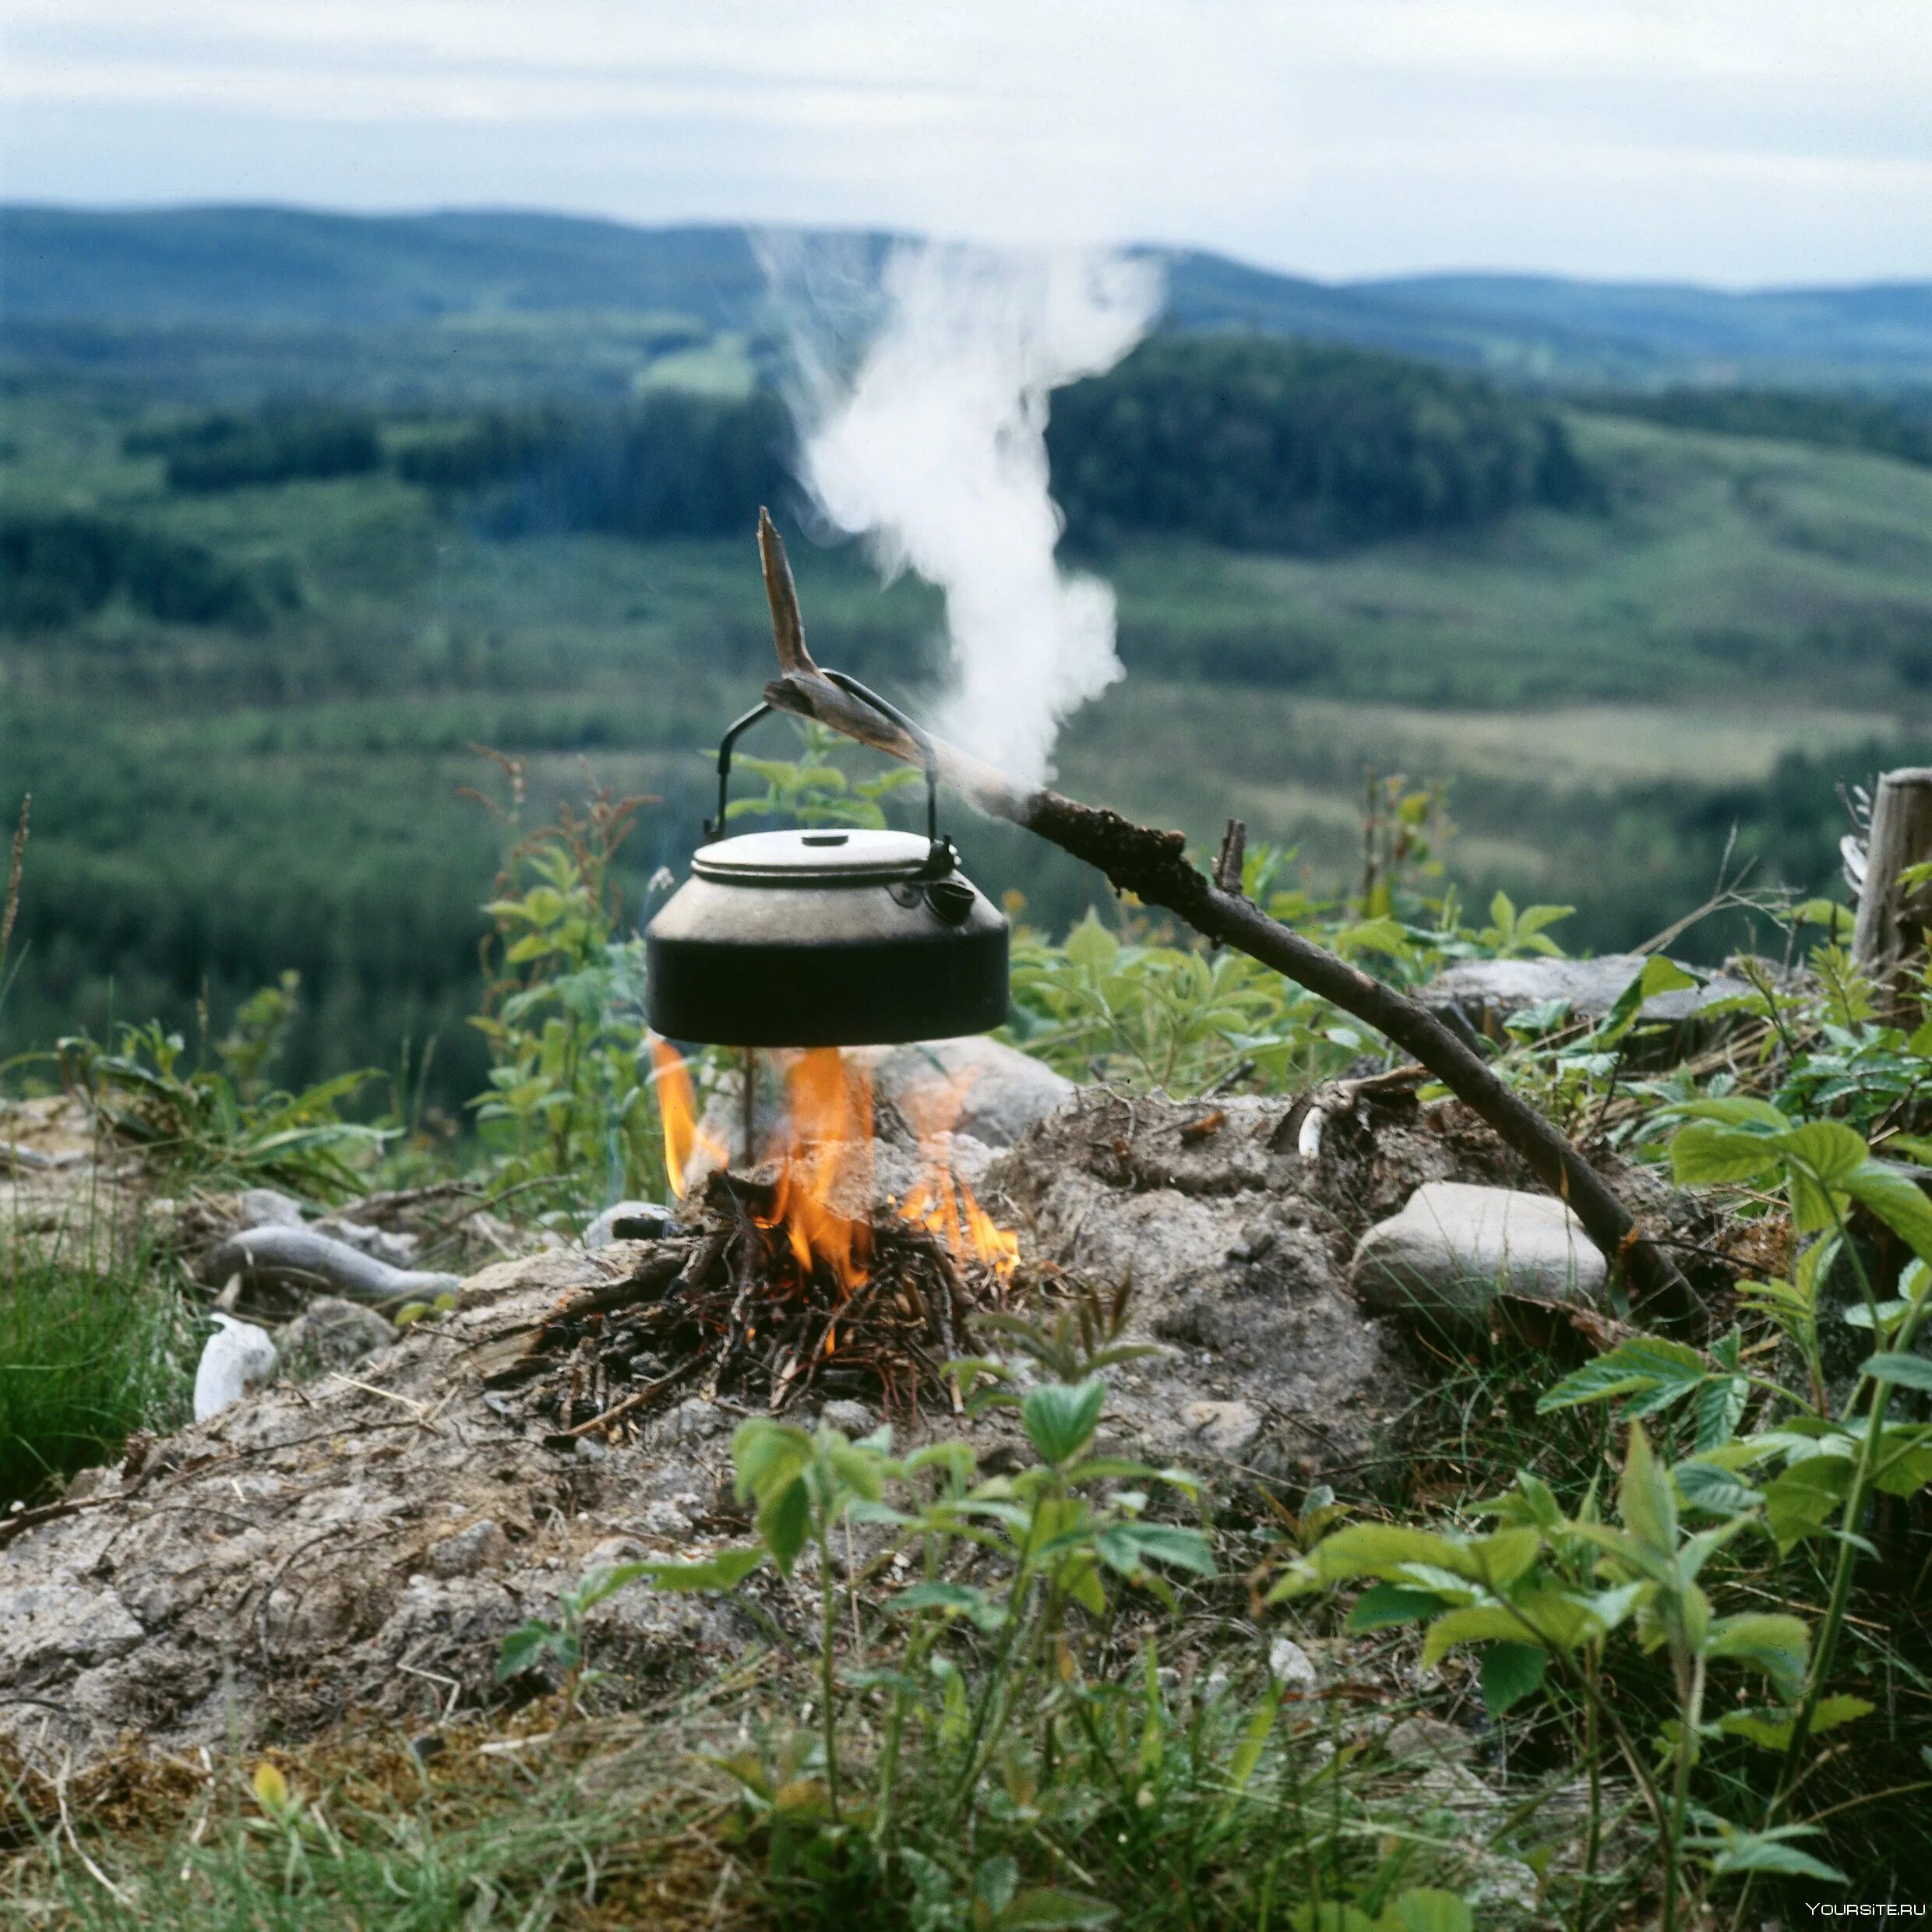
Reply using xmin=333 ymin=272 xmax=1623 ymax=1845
xmin=192 ymin=1314 xmax=278 ymax=1420
xmin=1268 ymin=1637 xmax=1318 ymax=1689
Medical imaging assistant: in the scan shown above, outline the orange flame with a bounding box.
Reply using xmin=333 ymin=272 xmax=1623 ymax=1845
xmin=648 ymin=1037 xmax=728 ymax=1199
xmin=647 ymin=1040 xmax=1018 ymax=1313
xmin=757 ymin=1049 xmax=873 ymax=1294
xmin=895 ymin=1075 xmax=1021 ymax=1286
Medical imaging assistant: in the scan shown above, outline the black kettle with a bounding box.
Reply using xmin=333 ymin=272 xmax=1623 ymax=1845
xmin=643 ymin=672 xmax=1009 ymax=1048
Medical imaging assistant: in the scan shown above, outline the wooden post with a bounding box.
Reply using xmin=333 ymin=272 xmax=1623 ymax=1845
xmin=1851 ymin=767 xmax=1932 ymax=987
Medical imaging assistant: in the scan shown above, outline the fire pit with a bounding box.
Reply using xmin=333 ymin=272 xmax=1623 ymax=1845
xmin=507 ymin=1044 xmax=1024 ymax=1434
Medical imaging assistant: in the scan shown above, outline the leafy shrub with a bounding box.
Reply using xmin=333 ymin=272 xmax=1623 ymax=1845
xmin=468 ymin=760 xmax=666 ymax=1217
xmin=56 ymin=1018 xmax=382 ymax=1201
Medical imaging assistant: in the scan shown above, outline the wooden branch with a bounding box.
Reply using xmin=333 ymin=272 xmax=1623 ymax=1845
xmin=1850 ymin=767 xmax=1932 ymax=990
xmin=753 ymin=521 xmax=1693 ymax=1318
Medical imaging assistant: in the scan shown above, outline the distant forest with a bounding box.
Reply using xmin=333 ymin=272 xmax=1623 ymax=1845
xmin=0 ymin=337 xmax=1599 ymax=622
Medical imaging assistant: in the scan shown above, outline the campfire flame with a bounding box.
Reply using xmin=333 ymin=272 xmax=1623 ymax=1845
xmin=758 ymin=1049 xmax=874 ymax=1293
xmin=649 ymin=1038 xmax=1018 ymax=1298
xmin=896 ymin=1076 xmax=1021 ymax=1286
xmin=647 ymin=1037 xmax=728 ymax=1200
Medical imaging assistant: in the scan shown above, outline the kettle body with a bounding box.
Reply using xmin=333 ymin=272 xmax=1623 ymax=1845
xmin=644 ymin=826 xmax=1008 ymax=1047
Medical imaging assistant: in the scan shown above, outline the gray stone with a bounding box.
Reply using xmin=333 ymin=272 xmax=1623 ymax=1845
xmin=1385 ymin=1714 xmax=1476 ymax=1764
xmin=237 ymin=1188 xmax=306 ymax=1229
xmin=583 ymin=1200 xmax=679 ymax=1250
xmin=192 ymin=1314 xmax=278 ymax=1419
xmin=819 ymin=1399 xmax=876 ymax=1437
xmin=1422 ymin=954 xmax=1751 ymax=1037
xmin=279 ymin=1297 xmax=395 ymax=1378
xmin=680 ymin=1036 xmax=1075 ymax=1190
xmin=858 ymin=1036 xmax=1075 ymax=1149
xmin=1268 ymin=1636 xmax=1318 ymax=1689
xmin=1351 ymin=1182 xmax=1606 ymax=1324
xmin=1182 ymin=1400 xmax=1264 ymax=1460
xmin=425 ymin=1520 xmax=509 ymax=1578
xmin=0 ymin=1583 xmax=143 ymax=1682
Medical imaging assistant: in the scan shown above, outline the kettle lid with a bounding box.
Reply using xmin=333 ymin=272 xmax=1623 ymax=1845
xmin=690 ymin=827 xmax=937 ymax=886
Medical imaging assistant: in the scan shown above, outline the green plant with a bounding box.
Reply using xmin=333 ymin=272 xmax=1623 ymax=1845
xmin=470 ymin=763 xmax=667 ymax=1217
xmin=55 ymin=1020 xmax=381 ymax=1202
xmin=1272 ymin=1098 xmax=1932 ymax=1924
xmin=524 ymin=1310 xmax=1504 ymax=1927
xmin=725 ymin=718 xmax=924 ymax=829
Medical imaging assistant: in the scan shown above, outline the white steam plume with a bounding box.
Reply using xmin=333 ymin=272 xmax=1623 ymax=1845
xmin=788 ymin=244 xmax=1162 ymax=788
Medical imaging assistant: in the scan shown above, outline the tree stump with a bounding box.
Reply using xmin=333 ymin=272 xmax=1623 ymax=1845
xmin=1851 ymin=767 xmax=1932 ymax=988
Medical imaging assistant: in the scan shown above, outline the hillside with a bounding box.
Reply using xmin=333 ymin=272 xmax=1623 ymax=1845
xmin=2 ymin=354 xmax=1927 ymax=1104
xmin=7 ymin=205 xmax=1932 ymax=389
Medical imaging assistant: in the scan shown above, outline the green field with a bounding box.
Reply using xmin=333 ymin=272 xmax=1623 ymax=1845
xmin=3 ymin=366 xmax=1929 ymax=1109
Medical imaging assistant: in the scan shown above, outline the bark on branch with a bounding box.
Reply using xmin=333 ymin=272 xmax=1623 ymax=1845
xmin=753 ymin=509 xmax=1692 ymax=1317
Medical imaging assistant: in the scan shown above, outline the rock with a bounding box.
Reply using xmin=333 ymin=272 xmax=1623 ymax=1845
xmin=860 ymin=1036 xmax=1075 ymax=1148
xmin=1351 ymin=1182 xmax=1606 ymax=1325
xmin=192 ymin=1314 xmax=278 ymax=1419
xmin=1268 ymin=1636 xmax=1318 ymax=1689
xmin=1385 ymin=1714 xmax=1476 ymax=1764
xmin=820 ymin=1399 xmax=876 ymax=1437
xmin=237 ymin=1188 xmax=307 ymax=1229
xmin=0 ymin=1583 xmax=144 ymax=1683
xmin=1422 ymin=954 xmax=1752 ymax=1044
xmin=425 ymin=1520 xmax=509 ymax=1578
xmin=583 ymin=1200 xmax=679 ymax=1250
xmin=1182 ymin=1400 xmax=1264 ymax=1460
xmin=681 ymin=1036 xmax=1075 ymax=1190
xmin=278 ymin=1297 xmax=396 ymax=1379
xmin=989 ymin=1089 xmax=1424 ymax=1486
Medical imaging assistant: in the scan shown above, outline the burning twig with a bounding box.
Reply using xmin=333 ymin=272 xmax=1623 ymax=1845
xmin=752 ymin=509 xmax=1693 ymax=1319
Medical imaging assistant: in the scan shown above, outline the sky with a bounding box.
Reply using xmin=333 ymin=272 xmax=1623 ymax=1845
xmin=2 ymin=0 xmax=1929 ymax=286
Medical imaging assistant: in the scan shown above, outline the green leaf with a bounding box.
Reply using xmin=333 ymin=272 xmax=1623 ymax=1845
xmin=977 ymin=1856 xmax=1020 ymax=1915
xmin=998 ymin=1889 xmax=1118 ymax=1928
xmin=1479 ymin=1641 xmax=1547 ymax=1716
xmin=1719 ymin=1694 xmax=1872 ymax=1753
xmin=1093 ymin=1520 xmax=1216 ymax=1580
xmin=1228 ymin=1680 xmax=1281 ymax=1793
xmin=888 ymin=1581 xmax=1006 ymax=1631
xmin=1705 ymin=1613 xmax=1810 ymax=1698
xmin=1674 ymin=1459 xmax=1763 ymax=1516
xmin=1381 ymin=1891 xmax=1473 ymax=1932
xmin=630 ymin=1546 xmax=764 ymax=1592
xmin=1345 ymin=1583 xmax=1446 ymax=1632
xmin=494 ymin=1621 xmax=562 ymax=1682
xmin=1618 ymin=1423 xmax=1677 ymax=1556
xmin=1706 ymin=1834 xmax=1846 ymax=1881
xmin=1845 ymin=1162 xmax=1932 ymax=1263
xmin=1763 ymin=1458 xmax=1855 ymax=1554
xmin=1672 ymin=1121 xmax=1784 ymax=1186
xmin=758 ymin=1475 xmax=811 ymax=1576
xmin=1538 ymin=1334 xmax=1708 ymax=1416
xmin=1860 ymin=1350 xmax=1932 ymax=1391
xmin=1022 ymin=1379 xmax=1107 ymax=1466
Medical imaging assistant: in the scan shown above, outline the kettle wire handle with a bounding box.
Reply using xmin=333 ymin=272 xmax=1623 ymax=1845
xmin=709 ymin=669 xmax=941 ymax=845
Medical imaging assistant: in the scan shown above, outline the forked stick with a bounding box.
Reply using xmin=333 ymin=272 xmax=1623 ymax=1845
xmin=754 ymin=509 xmax=1691 ymax=1317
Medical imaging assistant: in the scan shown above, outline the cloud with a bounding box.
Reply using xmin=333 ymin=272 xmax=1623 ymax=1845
xmin=2 ymin=0 xmax=1927 ymax=280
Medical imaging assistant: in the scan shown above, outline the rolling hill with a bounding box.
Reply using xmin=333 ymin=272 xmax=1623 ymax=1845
xmin=5 ymin=204 xmax=1932 ymax=390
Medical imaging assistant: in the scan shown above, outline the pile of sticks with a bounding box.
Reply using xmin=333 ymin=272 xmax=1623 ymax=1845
xmin=499 ymin=1171 xmax=999 ymax=1440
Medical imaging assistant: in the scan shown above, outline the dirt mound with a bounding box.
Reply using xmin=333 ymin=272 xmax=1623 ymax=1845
xmin=1 ymin=1078 xmax=1604 ymax=1768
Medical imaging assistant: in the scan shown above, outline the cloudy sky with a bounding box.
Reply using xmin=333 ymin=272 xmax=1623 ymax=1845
xmin=2 ymin=0 xmax=1927 ymax=285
